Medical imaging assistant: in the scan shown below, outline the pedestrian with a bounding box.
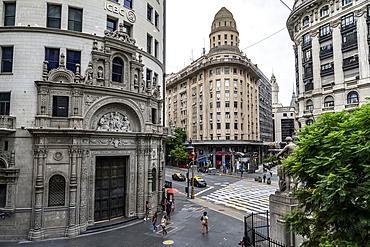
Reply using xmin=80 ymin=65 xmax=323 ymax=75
xmin=270 ymin=171 xmax=272 ymax=177
xmin=240 ymin=168 xmax=244 ymax=177
xmin=160 ymin=215 xmax=167 ymax=236
xmin=152 ymin=212 xmax=158 ymax=232
xmin=161 ymin=197 xmax=166 ymax=213
xmin=144 ymin=201 xmax=149 ymax=221
xmin=263 ymin=174 xmax=266 ymax=183
xmin=200 ymin=211 xmax=209 ymax=235
xmin=171 ymin=195 xmax=175 ymax=211
xmin=166 ymin=200 xmax=172 ymax=220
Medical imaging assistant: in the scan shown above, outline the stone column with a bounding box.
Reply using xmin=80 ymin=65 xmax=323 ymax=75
xmin=310 ymin=28 xmax=320 ymax=91
xmin=296 ymin=40 xmax=304 ymax=96
xmin=79 ymin=150 xmax=89 ymax=231
xmin=130 ymin=66 xmax=135 ymax=91
xmin=66 ymin=148 xmax=78 ymax=237
xmin=136 ymin=147 xmax=145 ymax=218
xmin=331 ymin=20 xmax=344 ymax=87
xmin=28 ymin=148 xmax=47 ymax=241
xmin=356 ymin=8 xmax=369 ymax=80
xmin=148 ymin=167 xmax=153 ymax=216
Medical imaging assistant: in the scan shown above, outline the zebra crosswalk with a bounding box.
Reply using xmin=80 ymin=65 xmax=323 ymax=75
xmin=201 ymin=180 xmax=277 ymax=213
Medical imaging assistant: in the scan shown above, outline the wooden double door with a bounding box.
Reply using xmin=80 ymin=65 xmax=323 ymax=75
xmin=94 ymin=156 xmax=126 ymax=221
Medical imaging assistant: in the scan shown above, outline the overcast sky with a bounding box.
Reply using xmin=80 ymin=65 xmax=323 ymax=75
xmin=166 ymin=0 xmax=296 ymax=106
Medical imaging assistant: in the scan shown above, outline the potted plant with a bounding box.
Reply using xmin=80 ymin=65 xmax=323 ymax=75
xmin=258 ymin=176 xmax=262 ymax=182
xmin=267 ymin=177 xmax=271 ymax=184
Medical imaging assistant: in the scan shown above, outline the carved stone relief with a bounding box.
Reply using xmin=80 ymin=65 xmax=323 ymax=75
xmin=96 ymin=112 xmax=131 ymax=132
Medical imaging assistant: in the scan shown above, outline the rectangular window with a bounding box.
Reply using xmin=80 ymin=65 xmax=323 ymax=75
xmin=107 ymin=17 xmax=117 ymax=32
xmin=124 ymin=0 xmax=132 ymax=8
xmin=303 ymin=33 xmax=311 ymax=45
xmin=241 ymin=123 xmax=243 ymax=130
xmin=210 ymin=70 xmax=213 ymax=76
xmin=216 ymin=68 xmax=220 ymax=74
xmin=217 ymin=123 xmax=221 ymax=129
xmin=210 ymin=81 xmax=213 ymax=89
xmin=1 ymin=47 xmax=13 ymax=73
xmin=225 ymin=123 xmax=230 ymax=129
xmin=210 ymin=102 xmax=213 ymax=108
xmin=47 ymin=3 xmax=61 ymax=29
xmin=66 ymin=50 xmax=81 ymax=72
xmin=217 ymin=112 xmax=221 ymax=120
xmin=68 ymin=7 xmax=82 ymax=32
xmin=226 ymin=135 xmax=230 ymax=140
xmin=234 ymin=112 xmax=238 ymax=120
xmin=234 ymin=123 xmax=238 ymax=129
xmin=123 ymin=23 xmax=131 ymax=36
xmin=216 ymin=80 xmax=221 ymax=87
xmin=53 ymin=96 xmax=69 ymax=117
xmin=0 ymin=184 xmax=6 ymax=207
xmin=4 ymin=2 xmax=16 ymax=26
xmin=210 ymin=113 xmax=213 ymax=119
xmin=342 ymin=30 xmax=357 ymax=46
xmin=234 ymin=101 xmax=237 ymax=108
xmin=147 ymin=34 xmax=152 ymax=54
xmin=341 ymin=13 xmax=355 ymax=30
xmin=45 ymin=48 xmax=60 ymax=70
xmin=225 ymin=112 xmax=230 ymax=118
xmin=155 ymin=12 xmax=159 ymax=28
xmin=216 ymin=102 xmax=220 ymax=108
xmin=210 ymin=123 xmax=213 ymax=130
xmin=210 ymin=92 xmax=213 ymax=98
xmin=225 ymin=101 xmax=230 ymax=107
xmin=152 ymin=108 xmax=157 ymax=124
xmin=217 ymin=135 xmax=221 ymax=140
xmin=155 ymin=40 xmax=159 ymax=58
xmin=320 ymin=23 xmax=331 ymax=37
xmin=216 ymin=91 xmax=220 ymax=98
xmin=225 ymin=68 xmax=229 ymax=73
xmin=225 ymin=90 xmax=230 ymax=97
xmin=233 ymin=80 xmax=237 ymax=89
xmin=0 ymin=93 xmax=10 ymax=115
xmin=147 ymin=4 xmax=153 ymax=22
xmin=200 ymin=125 xmax=203 ymax=131
xmin=234 ymin=91 xmax=237 ymax=97
xmin=224 ymin=56 xmax=229 ymax=61
xmin=225 ymin=79 xmax=229 ymax=87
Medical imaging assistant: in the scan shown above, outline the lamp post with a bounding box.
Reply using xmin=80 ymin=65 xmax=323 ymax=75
xmin=185 ymin=140 xmax=195 ymax=199
xmin=229 ymin=148 xmax=233 ymax=175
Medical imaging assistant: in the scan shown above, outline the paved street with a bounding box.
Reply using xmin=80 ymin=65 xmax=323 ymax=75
xmin=0 ymin=166 xmax=278 ymax=247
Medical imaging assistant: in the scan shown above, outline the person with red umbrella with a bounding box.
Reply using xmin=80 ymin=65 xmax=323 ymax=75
xmin=167 ymin=189 xmax=179 ymax=212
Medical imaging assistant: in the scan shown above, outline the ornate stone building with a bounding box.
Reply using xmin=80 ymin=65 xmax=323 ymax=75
xmin=0 ymin=0 xmax=168 ymax=240
xmin=165 ymin=7 xmax=272 ymax=168
xmin=287 ymin=0 xmax=370 ymax=127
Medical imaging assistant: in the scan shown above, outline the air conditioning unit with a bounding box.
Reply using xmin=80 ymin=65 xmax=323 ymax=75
xmin=180 ymin=107 xmax=183 ymax=109
xmin=217 ymin=97 xmax=220 ymax=99
xmin=199 ymin=100 xmax=202 ymax=103
xmin=192 ymin=103 xmax=195 ymax=106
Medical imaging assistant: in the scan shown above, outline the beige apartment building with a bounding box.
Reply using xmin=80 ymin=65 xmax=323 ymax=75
xmin=0 ymin=0 xmax=169 ymax=240
xmin=287 ymin=0 xmax=370 ymax=127
xmin=166 ymin=7 xmax=272 ymax=169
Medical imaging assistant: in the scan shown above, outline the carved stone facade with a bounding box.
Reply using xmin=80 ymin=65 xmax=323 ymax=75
xmin=0 ymin=0 xmax=168 ymax=241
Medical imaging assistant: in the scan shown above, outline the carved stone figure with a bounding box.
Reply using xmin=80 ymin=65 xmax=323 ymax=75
xmin=97 ymin=114 xmax=110 ymax=130
xmin=97 ymin=67 xmax=103 ymax=79
xmin=122 ymin=116 xmax=131 ymax=131
xmin=276 ymin=137 xmax=297 ymax=193
xmin=84 ymin=62 xmax=94 ymax=84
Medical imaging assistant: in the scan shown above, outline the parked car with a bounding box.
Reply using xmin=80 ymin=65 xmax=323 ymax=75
xmin=208 ymin=167 xmax=217 ymax=175
xmin=191 ymin=176 xmax=207 ymax=187
xmin=198 ymin=167 xmax=208 ymax=173
xmin=172 ymin=173 xmax=186 ymax=181
xmin=179 ymin=163 xmax=187 ymax=168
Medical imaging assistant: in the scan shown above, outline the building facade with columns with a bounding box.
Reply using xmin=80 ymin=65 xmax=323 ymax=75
xmin=287 ymin=0 xmax=370 ymax=127
xmin=0 ymin=0 xmax=168 ymax=240
xmin=166 ymin=7 xmax=271 ymax=169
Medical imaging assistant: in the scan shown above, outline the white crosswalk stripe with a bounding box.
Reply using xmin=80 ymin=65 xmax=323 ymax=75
xmin=202 ymin=180 xmax=277 ymax=213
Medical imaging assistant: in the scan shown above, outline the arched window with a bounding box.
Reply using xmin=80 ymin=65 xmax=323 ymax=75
xmin=48 ymin=175 xmax=65 ymax=207
xmin=306 ymin=100 xmax=313 ymax=110
xmin=306 ymin=119 xmax=314 ymax=126
xmin=321 ymin=5 xmax=329 ymax=17
xmin=303 ymin=16 xmax=309 ymax=26
xmin=112 ymin=57 xmax=123 ymax=83
xmin=347 ymin=91 xmax=359 ymax=104
xmin=324 ymin=96 xmax=334 ymax=107
xmin=152 ymin=168 xmax=157 ymax=192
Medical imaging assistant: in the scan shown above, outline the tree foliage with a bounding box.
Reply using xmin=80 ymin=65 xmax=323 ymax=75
xmin=166 ymin=127 xmax=188 ymax=165
xmin=282 ymin=102 xmax=370 ymax=247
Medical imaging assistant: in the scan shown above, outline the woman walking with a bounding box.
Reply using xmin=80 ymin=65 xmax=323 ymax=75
xmin=201 ymin=211 xmax=209 ymax=235
xmin=152 ymin=212 xmax=158 ymax=232
xmin=161 ymin=215 xmax=167 ymax=236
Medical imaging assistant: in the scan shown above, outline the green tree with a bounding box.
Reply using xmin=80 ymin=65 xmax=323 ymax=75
xmin=166 ymin=127 xmax=188 ymax=166
xmin=282 ymin=102 xmax=370 ymax=246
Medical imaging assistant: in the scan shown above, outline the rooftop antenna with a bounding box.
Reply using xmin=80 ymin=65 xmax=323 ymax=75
xmin=203 ymin=37 xmax=206 ymax=55
xmin=191 ymin=49 xmax=194 ymax=62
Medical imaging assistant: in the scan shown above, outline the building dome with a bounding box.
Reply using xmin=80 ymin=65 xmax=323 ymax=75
xmin=211 ymin=7 xmax=238 ymax=34
xmin=209 ymin=7 xmax=240 ymax=55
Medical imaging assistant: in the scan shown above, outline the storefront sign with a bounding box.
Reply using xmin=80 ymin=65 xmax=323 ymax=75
xmin=215 ymin=152 xmax=231 ymax=156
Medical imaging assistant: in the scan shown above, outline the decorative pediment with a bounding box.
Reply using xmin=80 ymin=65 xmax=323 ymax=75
xmin=96 ymin=112 xmax=132 ymax=132
xmin=44 ymin=53 xmax=78 ymax=83
xmin=104 ymin=23 xmax=136 ymax=45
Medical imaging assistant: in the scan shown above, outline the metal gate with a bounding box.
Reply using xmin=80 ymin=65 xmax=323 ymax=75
xmin=94 ymin=156 xmax=126 ymax=221
xmin=244 ymin=211 xmax=291 ymax=247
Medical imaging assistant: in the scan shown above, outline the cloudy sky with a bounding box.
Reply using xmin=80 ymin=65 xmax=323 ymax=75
xmin=166 ymin=0 xmax=296 ymax=106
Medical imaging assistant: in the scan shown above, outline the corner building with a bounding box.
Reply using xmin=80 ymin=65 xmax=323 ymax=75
xmin=0 ymin=0 xmax=168 ymax=240
xmin=287 ymin=0 xmax=370 ymax=127
xmin=166 ymin=8 xmax=271 ymax=168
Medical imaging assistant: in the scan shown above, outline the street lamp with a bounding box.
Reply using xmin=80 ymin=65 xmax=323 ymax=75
xmin=229 ymin=148 xmax=233 ymax=175
xmin=185 ymin=140 xmax=195 ymax=199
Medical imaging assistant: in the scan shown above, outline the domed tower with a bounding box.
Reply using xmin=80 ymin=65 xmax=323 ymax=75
xmin=209 ymin=7 xmax=240 ymax=55
xmin=271 ymin=73 xmax=279 ymax=105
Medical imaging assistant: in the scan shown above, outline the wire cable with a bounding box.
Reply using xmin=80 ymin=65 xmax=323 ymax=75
xmin=280 ymin=0 xmax=292 ymax=11
xmin=241 ymin=27 xmax=287 ymax=51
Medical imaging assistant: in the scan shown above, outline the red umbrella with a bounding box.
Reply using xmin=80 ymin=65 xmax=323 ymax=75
xmin=166 ymin=188 xmax=179 ymax=193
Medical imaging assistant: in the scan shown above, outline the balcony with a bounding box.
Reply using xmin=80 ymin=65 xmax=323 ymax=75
xmin=322 ymin=82 xmax=335 ymax=88
xmin=301 ymin=40 xmax=312 ymax=50
xmin=343 ymin=56 xmax=359 ymax=71
xmin=0 ymin=116 xmax=16 ymax=134
xmin=304 ymin=72 xmax=313 ymax=80
xmin=320 ymin=45 xmax=333 ymax=60
xmin=305 ymin=83 xmax=314 ymax=92
xmin=319 ymin=33 xmax=332 ymax=43
xmin=341 ymin=38 xmax=358 ymax=52
xmin=341 ymin=21 xmax=356 ymax=33
xmin=320 ymin=66 xmax=334 ymax=77
xmin=302 ymin=57 xmax=312 ymax=65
